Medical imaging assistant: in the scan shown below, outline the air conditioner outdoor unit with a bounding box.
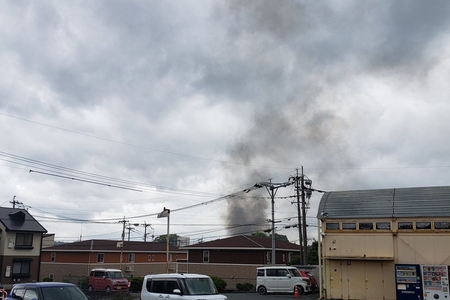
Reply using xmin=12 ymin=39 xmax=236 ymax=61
xmin=125 ymin=266 xmax=134 ymax=271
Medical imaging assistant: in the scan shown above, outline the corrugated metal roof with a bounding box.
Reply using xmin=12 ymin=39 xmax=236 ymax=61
xmin=317 ymin=186 xmax=450 ymax=219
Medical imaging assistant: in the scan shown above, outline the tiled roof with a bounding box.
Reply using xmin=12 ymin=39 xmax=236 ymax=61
xmin=182 ymin=235 xmax=300 ymax=251
xmin=42 ymin=239 xmax=184 ymax=252
xmin=0 ymin=207 xmax=47 ymax=233
xmin=317 ymin=185 xmax=450 ymax=219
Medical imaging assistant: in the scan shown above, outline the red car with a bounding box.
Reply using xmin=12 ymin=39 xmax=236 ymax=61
xmin=299 ymin=270 xmax=317 ymax=291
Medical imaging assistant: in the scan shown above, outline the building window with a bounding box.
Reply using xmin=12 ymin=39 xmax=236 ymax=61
xmin=282 ymin=254 xmax=286 ymax=262
xmin=416 ymin=222 xmax=431 ymax=230
xmin=15 ymin=233 xmax=33 ymax=249
xmin=169 ymin=254 xmax=172 ymax=262
xmin=203 ymin=251 xmax=209 ymax=263
xmin=376 ymin=222 xmax=391 ymax=230
xmin=325 ymin=223 xmax=340 ymax=230
xmin=129 ymin=253 xmax=135 ymax=262
xmin=342 ymin=223 xmax=356 ymax=230
xmin=435 ymin=222 xmax=450 ymax=229
xmin=12 ymin=259 xmax=31 ymax=277
xmin=50 ymin=252 xmax=56 ymax=262
xmin=97 ymin=253 xmax=104 ymax=263
xmin=398 ymin=222 xmax=413 ymax=230
xmin=359 ymin=222 xmax=374 ymax=230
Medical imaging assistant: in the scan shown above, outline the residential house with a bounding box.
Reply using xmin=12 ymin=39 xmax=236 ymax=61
xmin=0 ymin=207 xmax=47 ymax=289
xmin=40 ymin=235 xmax=304 ymax=290
xmin=317 ymin=185 xmax=450 ymax=300
xmin=40 ymin=239 xmax=187 ymax=282
xmin=180 ymin=235 xmax=303 ymax=288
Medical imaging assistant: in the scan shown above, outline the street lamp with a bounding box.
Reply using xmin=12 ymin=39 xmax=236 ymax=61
xmin=157 ymin=207 xmax=170 ymax=273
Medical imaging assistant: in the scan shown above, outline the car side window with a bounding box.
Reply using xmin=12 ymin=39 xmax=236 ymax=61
xmin=11 ymin=288 xmax=25 ymax=299
xmin=145 ymin=279 xmax=152 ymax=292
xmin=152 ymin=280 xmax=165 ymax=293
xmin=23 ymin=289 xmax=38 ymax=300
xmin=166 ymin=280 xmax=180 ymax=294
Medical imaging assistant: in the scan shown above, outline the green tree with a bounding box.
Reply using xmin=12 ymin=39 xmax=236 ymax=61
xmin=307 ymin=240 xmax=319 ymax=265
xmin=252 ymin=232 xmax=289 ymax=242
xmin=154 ymin=234 xmax=179 ymax=245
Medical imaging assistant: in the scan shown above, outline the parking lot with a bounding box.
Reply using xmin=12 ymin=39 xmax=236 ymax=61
xmin=120 ymin=292 xmax=321 ymax=300
xmin=87 ymin=291 xmax=321 ymax=300
xmin=225 ymin=292 xmax=320 ymax=300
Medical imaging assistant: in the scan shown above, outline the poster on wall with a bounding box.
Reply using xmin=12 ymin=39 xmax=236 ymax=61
xmin=421 ymin=265 xmax=449 ymax=300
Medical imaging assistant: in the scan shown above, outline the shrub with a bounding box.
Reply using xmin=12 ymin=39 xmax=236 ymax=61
xmin=78 ymin=276 xmax=89 ymax=289
xmin=210 ymin=276 xmax=227 ymax=292
xmin=236 ymin=282 xmax=254 ymax=291
xmin=129 ymin=276 xmax=143 ymax=293
xmin=42 ymin=277 xmax=52 ymax=282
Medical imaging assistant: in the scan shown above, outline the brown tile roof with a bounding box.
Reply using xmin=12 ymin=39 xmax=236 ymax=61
xmin=183 ymin=235 xmax=300 ymax=251
xmin=42 ymin=239 xmax=184 ymax=253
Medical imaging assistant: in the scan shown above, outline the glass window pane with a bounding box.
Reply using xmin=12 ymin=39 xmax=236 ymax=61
xmin=376 ymin=222 xmax=391 ymax=230
xmin=435 ymin=222 xmax=450 ymax=229
xmin=359 ymin=222 xmax=374 ymax=230
xmin=342 ymin=223 xmax=356 ymax=230
xmin=398 ymin=222 xmax=413 ymax=230
xmin=325 ymin=223 xmax=340 ymax=230
xmin=416 ymin=222 xmax=431 ymax=229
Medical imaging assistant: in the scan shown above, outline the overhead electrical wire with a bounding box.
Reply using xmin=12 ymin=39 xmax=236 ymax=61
xmin=0 ymin=112 xmax=294 ymax=170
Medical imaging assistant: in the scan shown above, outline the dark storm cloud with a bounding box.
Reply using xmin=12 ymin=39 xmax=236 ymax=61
xmin=218 ymin=0 xmax=450 ymax=232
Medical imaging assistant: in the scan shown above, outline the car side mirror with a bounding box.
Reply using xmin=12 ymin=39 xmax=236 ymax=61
xmin=173 ymin=289 xmax=181 ymax=295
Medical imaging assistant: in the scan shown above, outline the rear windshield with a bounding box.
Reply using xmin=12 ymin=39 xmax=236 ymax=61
xmin=184 ymin=278 xmax=218 ymax=295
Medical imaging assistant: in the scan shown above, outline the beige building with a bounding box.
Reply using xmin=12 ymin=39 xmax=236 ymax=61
xmin=317 ymin=186 xmax=450 ymax=300
xmin=0 ymin=208 xmax=47 ymax=290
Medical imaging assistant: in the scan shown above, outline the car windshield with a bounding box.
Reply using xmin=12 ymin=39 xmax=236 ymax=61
xmin=42 ymin=286 xmax=88 ymax=300
xmin=184 ymin=278 xmax=218 ymax=295
xmin=107 ymin=271 xmax=125 ymax=278
xmin=289 ymin=268 xmax=302 ymax=277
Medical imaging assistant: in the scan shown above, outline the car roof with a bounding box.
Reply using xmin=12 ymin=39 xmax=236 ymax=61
xmin=144 ymin=273 xmax=211 ymax=279
xmin=12 ymin=282 xmax=77 ymax=288
xmin=257 ymin=266 xmax=297 ymax=269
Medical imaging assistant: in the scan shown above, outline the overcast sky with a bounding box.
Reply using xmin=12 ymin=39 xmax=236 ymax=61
xmin=1 ymin=0 xmax=450 ymax=244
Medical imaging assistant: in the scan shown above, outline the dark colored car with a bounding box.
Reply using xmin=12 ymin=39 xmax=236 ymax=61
xmin=6 ymin=282 xmax=90 ymax=300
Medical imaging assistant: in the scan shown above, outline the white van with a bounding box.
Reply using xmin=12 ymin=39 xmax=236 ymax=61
xmin=141 ymin=273 xmax=227 ymax=300
xmin=256 ymin=266 xmax=311 ymax=295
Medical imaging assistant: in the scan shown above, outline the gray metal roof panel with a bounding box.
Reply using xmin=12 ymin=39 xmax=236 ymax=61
xmin=317 ymin=186 xmax=450 ymax=219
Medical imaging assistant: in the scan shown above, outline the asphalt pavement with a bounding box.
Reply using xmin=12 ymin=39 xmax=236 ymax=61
xmin=94 ymin=291 xmax=322 ymax=300
xmin=224 ymin=292 xmax=321 ymax=300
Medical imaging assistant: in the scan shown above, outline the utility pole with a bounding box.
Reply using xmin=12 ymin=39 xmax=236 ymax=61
xmin=301 ymin=166 xmax=308 ymax=264
xmin=10 ymin=195 xmax=22 ymax=208
xmin=142 ymin=222 xmax=152 ymax=242
xmin=294 ymin=169 xmax=304 ymax=264
xmin=119 ymin=217 xmax=126 ymax=270
xmin=258 ymin=180 xmax=295 ymax=265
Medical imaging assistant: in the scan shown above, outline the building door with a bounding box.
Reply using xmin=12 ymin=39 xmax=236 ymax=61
xmin=346 ymin=261 xmax=366 ymax=300
xmin=329 ymin=260 xmax=343 ymax=299
xmin=365 ymin=261 xmax=384 ymax=300
xmin=328 ymin=260 xmax=390 ymax=300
